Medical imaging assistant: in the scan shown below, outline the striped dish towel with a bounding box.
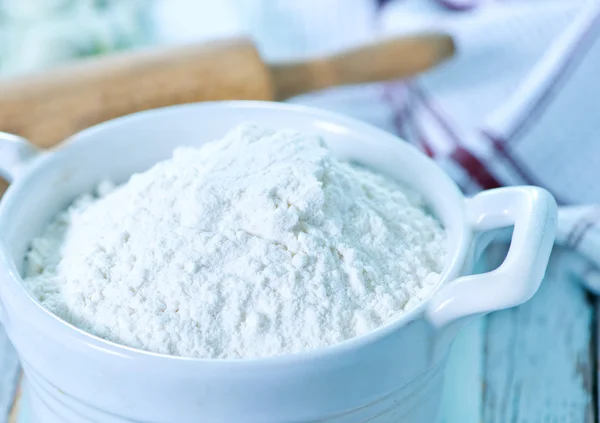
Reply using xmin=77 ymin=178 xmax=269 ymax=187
xmin=260 ymin=0 xmax=600 ymax=293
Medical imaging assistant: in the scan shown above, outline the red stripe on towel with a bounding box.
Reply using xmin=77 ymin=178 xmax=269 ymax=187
xmin=382 ymin=83 xmax=436 ymax=156
xmin=411 ymin=85 xmax=502 ymax=189
xmin=481 ymin=130 xmax=538 ymax=185
xmin=482 ymin=129 xmax=568 ymax=204
xmin=450 ymin=146 xmax=501 ymax=190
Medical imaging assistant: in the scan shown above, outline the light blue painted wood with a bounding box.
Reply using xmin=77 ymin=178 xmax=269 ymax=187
xmin=483 ymin=247 xmax=594 ymax=422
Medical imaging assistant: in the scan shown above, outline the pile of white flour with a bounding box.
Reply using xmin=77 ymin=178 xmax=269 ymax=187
xmin=23 ymin=124 xmax=446 ymax=359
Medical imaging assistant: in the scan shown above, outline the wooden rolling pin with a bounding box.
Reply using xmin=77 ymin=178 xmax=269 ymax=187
xmin=0 ymin=34 xmax=454 ymax=148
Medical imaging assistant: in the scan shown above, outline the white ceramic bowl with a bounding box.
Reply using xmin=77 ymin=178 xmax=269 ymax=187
xmin=0 ymin=101 xmax=557 ymax=423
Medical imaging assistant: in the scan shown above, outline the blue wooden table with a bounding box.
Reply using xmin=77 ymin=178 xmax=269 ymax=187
xmin=1 ymin=247 xmax=594 ymax=422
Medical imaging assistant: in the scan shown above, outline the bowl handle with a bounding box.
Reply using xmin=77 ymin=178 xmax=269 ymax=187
xmin=0 ymin=131 xmax=39 ymax=183
xmin=0 ymin=133 xmax=39 ymax=323
xmin=426 ymin=186 xmax=558 ymax=328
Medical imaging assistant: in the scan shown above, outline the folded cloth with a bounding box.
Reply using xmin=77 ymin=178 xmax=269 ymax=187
xmin=256 ymin=0 xmax=600 ymax=293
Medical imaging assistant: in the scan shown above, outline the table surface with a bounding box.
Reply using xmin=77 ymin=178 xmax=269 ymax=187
xmin=1 ymin=246 xmax=596 ymax=423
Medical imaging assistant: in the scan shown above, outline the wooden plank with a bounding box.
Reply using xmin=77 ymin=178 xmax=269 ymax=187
xmin=483 ymin=247 xmax=595 ymax=422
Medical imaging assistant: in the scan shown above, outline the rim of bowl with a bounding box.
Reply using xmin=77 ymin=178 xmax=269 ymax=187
xmin=0 ymin=101 xmax=470 ymax=367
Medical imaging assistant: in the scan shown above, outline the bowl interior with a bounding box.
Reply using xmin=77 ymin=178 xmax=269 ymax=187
xmin=0 ymin=101 xmax=469 ymax=353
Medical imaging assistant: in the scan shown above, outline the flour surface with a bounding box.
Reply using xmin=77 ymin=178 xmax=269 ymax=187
xmin=23 ymin=124 xmax=446 ymax=359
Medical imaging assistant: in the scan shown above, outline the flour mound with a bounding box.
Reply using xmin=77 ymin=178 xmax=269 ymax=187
xmin=23 ymin=124 xmax=446 ymax=359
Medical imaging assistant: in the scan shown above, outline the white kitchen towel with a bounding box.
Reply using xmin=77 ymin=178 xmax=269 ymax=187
xmin=233 ymin=0 xmax=600 ymax=292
